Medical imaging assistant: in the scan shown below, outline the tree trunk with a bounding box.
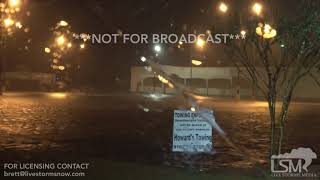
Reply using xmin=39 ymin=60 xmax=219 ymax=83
xmin=277 ymin=89 xmax=293 ymax=155
xmin=268 ymin=90 xmax=277 ymax=157
xmin=278 ymin=100 xmax=289 ymax=155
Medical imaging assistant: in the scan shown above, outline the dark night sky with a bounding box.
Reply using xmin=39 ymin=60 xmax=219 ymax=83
xmin=5 ymin=0 xmax=303 ymax=87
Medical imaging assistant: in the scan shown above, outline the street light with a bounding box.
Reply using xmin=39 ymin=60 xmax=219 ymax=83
xmin=191 ymin=107 xmax=196 ymax=112
xmin=191 ymin=60 xmax=202 ymax=66
xmin=252 ymin=3 xmax=262 ymax=16
xmin=140 ymin=56 xmax=147 ymax=62
xmin=240 ymin=30 xmax=246 ymax=36
xmin=58 ymin=66 xmax=65 ymax=71
xmin=256 ymin=23 xmax=277 ymax=39
xmin=44 ymin=47 xmax=51 ymax=53
xmin=80 ymin=43 xmax=85 ymax=49
xmin=264 ymin=24 xmax=271 ymax=33
xmin=154 ymin=45 xmax=161 ymax=53
xmin=56 ymin=35 xmax=65 ymax=46
xmin=196 ymin=37 xmax=205 ymax=49
xmin=15 ymin=21 xmax=22 ymax=29
xmin=8 ymin=0 xmax=21 ymax=8
xmin=219 ymin=2 xmax=228 ymax=13
xmin=4 ymin=17 xmax=14 ymax=27
xmin=67 ymin=42 xmax=72 ymax=48
xmin=59 ymin=20 xmax=68 ymax=27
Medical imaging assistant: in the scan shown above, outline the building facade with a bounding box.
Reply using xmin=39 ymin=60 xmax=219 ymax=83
xmin=2 ymin=72 xmax=55 ymax=91
xmin=131 ymin=65 xmax=320 ymax=100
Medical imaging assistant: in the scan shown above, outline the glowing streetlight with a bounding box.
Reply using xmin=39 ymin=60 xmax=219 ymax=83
xmin=56 ymin=35 xmax=65 ymax=46
xmin=196 ymin=37 xmax=205 ymax=49
xmin=252 ymin=3 xmax=262 ymax=16
xmin=67 ymin=43 xmax=72 ymax=48
xmin=4 ymin=18 xmax=14 ymax=27
xmin=191 ymin=60 xmax=203 ymax=66
xmin=58 ymin=66 xmax=65 ymax=71
xmin=256 ymin=26 xmax=263 ymax=36
xmin=264 ymin=24 xmax=271 ymax=34
xmin=240 ymin=30 xmax=246 ymax=36
xmin=59 ymin=20 xmax=68 ymax=27
xmin=140 ymin=56 xmax=147 ymax=62
xmin=51 ymin=65 xmax=58 ymax=69
xmin=80 ymin=44 xmax=85 ymax=49
xmin=256 ymin=23 xmax=277 ymax=39
xmin=154 ymin=45 xmax=161 ymax=53
xmin=8 ymin=0 xmax=21 ymax=8
xmin=44 ymin=47 xmax=51 ymax=53
xmin=191 ymin=107 xmax=196 ymax=112
xmin=219 ymin=2 xmax=228 ymax=13
xmin=15 ymin=21 xmax=22 ymax=29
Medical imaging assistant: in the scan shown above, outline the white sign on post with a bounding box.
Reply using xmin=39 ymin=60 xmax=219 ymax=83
xmin=172 ymin=110 xmax=213 ymax=153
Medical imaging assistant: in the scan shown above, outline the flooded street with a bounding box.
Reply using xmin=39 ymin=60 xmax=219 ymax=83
xmin=0 ymin=93 xmax=319 ymax=170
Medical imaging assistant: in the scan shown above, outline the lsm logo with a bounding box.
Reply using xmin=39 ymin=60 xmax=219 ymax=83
xmin=271 ymin=147 xmax=318 ymax=177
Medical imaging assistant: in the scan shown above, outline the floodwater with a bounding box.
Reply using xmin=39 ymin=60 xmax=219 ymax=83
xmin=0 ymin=93 xmax=319 ymax=170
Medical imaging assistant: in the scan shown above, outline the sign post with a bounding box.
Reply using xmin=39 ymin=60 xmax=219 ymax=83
xmin=172 ymin=110 xmax=213 ymax=153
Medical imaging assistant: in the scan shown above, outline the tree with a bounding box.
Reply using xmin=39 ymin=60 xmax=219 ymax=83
xmin=217 ymin=0 xmax=320 ymax=156
xmin=0 ymin=0 xmax=29 ymax=95
xmin=44 ymin=20 xmax=88 ymax=90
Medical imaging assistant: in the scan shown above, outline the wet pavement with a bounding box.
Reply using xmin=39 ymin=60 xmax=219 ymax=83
xmin=0 ymin=93 xmax=319 ymax=170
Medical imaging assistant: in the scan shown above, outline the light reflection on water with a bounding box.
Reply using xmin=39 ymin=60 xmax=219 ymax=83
xmin=48 ymin=92 xmax=68 ymax=99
